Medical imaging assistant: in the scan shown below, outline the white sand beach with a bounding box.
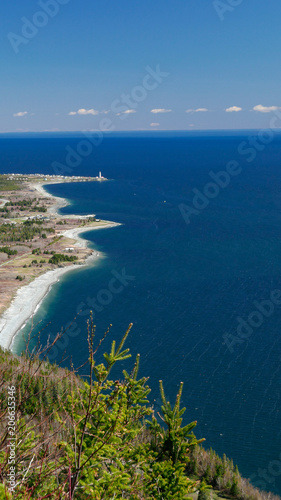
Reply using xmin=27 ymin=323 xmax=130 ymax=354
xmin=29 ymin=182 xmax=69 ymax=215
xmin=0 ymin=263 xmax=83 ymax=351
xmin=0 ymin=182 xmax=121 ymax=352
xmin=61 ymin=223 xmax=120 ymax=248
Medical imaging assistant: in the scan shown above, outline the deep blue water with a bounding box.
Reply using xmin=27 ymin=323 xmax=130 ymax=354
xmin=1 ymin=132 xmax=281 ymax=494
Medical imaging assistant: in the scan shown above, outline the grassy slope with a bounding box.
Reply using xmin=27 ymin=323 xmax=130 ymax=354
xmin=0 ymin=339 xmax=280 ymax=500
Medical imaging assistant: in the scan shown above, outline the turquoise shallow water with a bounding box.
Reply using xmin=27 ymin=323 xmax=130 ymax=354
xmin=2 ymin=131 xmax=281 ymax=494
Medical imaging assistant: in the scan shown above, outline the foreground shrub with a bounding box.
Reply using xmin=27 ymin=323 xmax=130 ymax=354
xmin=0 ymin=319 xmax=280 ymax=499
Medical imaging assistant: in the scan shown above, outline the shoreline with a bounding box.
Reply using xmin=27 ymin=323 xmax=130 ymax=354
xmin=0 ymin=181 xmax=121 ymax=352
xmin=30 ymin=182 xmax=69 ymax=215
xmin=0 ymin=258 xmax=92 ymax=351
xmin=60 ymin=223 xmax=120 ymax=247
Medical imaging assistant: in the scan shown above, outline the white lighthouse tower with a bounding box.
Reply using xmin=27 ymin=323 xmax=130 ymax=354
xmin=96 ymin=171 xmax=106 ymax=181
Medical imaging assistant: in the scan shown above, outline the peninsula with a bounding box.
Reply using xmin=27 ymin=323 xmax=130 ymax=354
xmin=0 ymin=173 xmax=120 ymax=350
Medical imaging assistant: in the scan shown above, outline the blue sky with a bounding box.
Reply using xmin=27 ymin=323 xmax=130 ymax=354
xmin=2 ymin=0 xmax=281 ymax=132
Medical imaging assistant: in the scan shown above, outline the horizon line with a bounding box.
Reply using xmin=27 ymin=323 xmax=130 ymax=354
xmin=1 ymin=128 xmax=281 ymax=135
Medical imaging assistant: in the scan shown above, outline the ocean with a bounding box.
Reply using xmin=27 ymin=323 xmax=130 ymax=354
xmin=1 ymin=131 xmax=281 ymax=494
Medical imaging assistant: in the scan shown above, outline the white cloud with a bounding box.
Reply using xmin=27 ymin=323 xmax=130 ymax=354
xmin=78 ymin=108 xmax=99 ymax=115
xmin=116 ymin=109 xmax=137 ymax=116
xmin=185 ymin=108 xmax=208 ymax=113
xmin=225 ymin=106 xmax=242 ymax=112
xmin=13 ymin=111 xmax=28 ymax=117
xmin=150 ymin=108 xmax=172 ymax=114
xmin=68 ymin=108 xmax=100 ymax=116
xmin=150 ymin=123 xmax=160 ymax=127
xmin=252 ymin=104 xmax=281 ymax=113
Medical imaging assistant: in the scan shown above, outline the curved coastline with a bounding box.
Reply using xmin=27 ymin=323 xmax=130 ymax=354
xmin=0 ymin=260 xmax=90 ymax=351
xmin=30 ymin=182 xmax=69 ymax=214
xmin=0 ymin=182 xmax=120 ymax=352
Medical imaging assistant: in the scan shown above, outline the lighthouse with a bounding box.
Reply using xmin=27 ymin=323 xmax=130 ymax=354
xmin=96 ymin=171 xmax=106 ymax=181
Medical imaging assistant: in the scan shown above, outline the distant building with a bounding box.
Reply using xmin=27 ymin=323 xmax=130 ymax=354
xmin=96 ymin=171 xmax=105 ymax=180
